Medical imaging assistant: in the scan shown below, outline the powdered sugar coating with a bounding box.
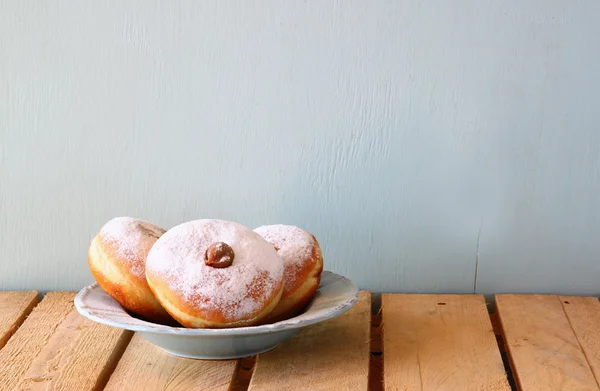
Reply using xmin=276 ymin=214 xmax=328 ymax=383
xmin=146 ymin=219 xmax=284 ymax=323
xmin=254 ymin=224 xmax=316 ymax=295
xmin=99 ymin=217 xmax=166 ymax=279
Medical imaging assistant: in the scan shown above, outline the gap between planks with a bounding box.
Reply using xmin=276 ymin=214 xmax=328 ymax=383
xmin=489 ymin=311 xmax=518 ymax=391
xmin=370 ymin=293 xmax=383 ymax=391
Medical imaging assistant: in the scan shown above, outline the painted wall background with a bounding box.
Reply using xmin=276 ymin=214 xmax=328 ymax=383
xmin=1 ymin=1 xmax=599 ymax=295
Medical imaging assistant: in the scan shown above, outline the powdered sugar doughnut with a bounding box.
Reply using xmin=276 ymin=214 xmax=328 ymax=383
xmin=254 ymin=224 xmax=323 ymax=322
xmin=88 ymin=217 xmax=174 ymax=324
xmin=146 ymin=219 xmax=284 ymax=328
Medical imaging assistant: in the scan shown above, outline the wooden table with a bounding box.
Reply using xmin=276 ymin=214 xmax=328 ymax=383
xmin=1 ymin=291 xmax=600 ymax=390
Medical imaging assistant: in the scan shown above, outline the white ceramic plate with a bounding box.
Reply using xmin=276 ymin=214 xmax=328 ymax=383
xmin=74 ymin=271 xmax=359 ymax=360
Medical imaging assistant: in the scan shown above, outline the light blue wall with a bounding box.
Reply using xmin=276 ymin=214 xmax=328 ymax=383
xmin=1 ymin=1 xmax=599 ymax=295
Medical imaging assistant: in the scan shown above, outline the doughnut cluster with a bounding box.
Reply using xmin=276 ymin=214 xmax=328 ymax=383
xmin=87 ymin=217 xmax=323 ymax=328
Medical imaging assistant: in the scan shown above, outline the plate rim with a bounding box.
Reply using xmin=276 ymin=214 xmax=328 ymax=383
xmin=74 ymin=270 xmax=359 ymax=336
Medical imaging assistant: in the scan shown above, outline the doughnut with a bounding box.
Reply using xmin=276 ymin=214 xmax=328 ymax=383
xmin=88 ymin=216 xmax=174 ymax=324
xmin=145 ymin=219 xmax=284 ymax=328
xmin=254 ymin=224 xmax=323 ymax=322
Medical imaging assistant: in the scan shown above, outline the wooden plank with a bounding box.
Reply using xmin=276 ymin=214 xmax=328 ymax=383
xmin=496 ymin=294 xmax=599 ymax=391
xmin=0 ymin=292 xmax=75 ymax=390
xmin=15 ymin=308 xmax=132 ymax=390
xmin=560 ymin=296 xmax=600 ymax=387
xmin=248 ymin=290 xmax=371 ymax=391
xmin=0 ymin=291 xmax=38 ymax=349
xmin=382 ymin=294 xmax=510 ymax=391
xmin=104 ymin=333 xmax=237 ymax=391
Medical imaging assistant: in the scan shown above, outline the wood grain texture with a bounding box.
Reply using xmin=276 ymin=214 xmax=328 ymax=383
xmin=15 ymin=308 xmax=132 ymax=391
xmin=382 ymin=294 xmax=509 ymax=391
xmin=248 ymin=290 xmax=371 ymax=391
xmin=560 ymin=296 xmax=600 ymax=386
xmin=104 ymin=333 xmax=237 ymax=391
xmin=0 ymin=291 xmax=38 ymax=349
xmin=0 ymin=292 xmax=75 ymax=390
xmin=497 ymin=294 xmax=599 ymax=391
